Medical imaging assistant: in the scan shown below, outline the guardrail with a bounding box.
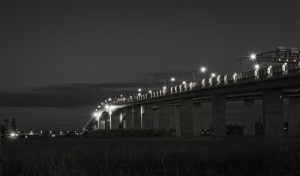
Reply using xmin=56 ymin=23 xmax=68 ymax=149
xmin=116 ymin=62 xmax=300 ymax=104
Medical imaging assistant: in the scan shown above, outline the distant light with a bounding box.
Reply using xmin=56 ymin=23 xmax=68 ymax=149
xmin=163 ymin=86 xmax=166 ymax=90
xmin=254 ymin=64 xmax=260 ymax=70
xmin=105 ymin=105 xmax=109 ymax=109
xmin=294 ymin=60 xmax=297 ymax=62
xmin=182 ymin=81 xmax=186 ymax=85
xmin=120 ymin=95 xmax=123 ymax=97
xmin=149 ymin=90 xmax=152 ymax=93
xmin=250 ymin=53 xmax=256 ymax=60
xmin=286 ymin=59 xmax=289 ymax=62
xmin=138 ymin=88 xmax=141 ymax=92
xmin=171 ymin=77 xmax=175 ymax=82
xmin=211 ymin=73 xmax=216 ymax=77
xmin=108 ymin=98 xmax=111 ymax=101
xmin=138 ymin=93 xmax=141 ymax=96
xmin=278 ymin=59 xmax=281 ymax=61
xmin=98 ymin=105 xmax=101 ymax=108
xmin=199 ymin=66 xmax=207 ymax=73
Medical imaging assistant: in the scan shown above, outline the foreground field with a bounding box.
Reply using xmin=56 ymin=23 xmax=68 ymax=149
xmin=2 ymin=137 xmax=300 ymax=175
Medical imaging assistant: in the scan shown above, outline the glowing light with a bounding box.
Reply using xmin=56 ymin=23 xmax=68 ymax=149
xmin=138 ymin=88 xmax=141 ymax=92
xmin=7 ymin=129 xmax=19 ymax=141
xmin=211 ymin=73 xmax=216 ymax=77
xmin=105 ymin=105 xmax=109 ymax=109
xmin=149 ymin=90 xmax=152 ymax=93
xmin=120 ymin=95 xmax=123 ymax=97
xmin=171 ymin=77 xmax=175 ymax=82
xmin=279 ymin=59 xmax=281 ymax=61
xmin=254 ymin=64 xmax=260 ymax=70
xmin=250 ymin=53 xmax=256 ymax=60
xmin=182 ymin=81 xmax=186 ymax=85
xmin=138 ymin=93 xmax=141 ymax=96
xmin=98 ymin=105 xmax=101 ymax=108
xmin=199 ymin=66 xmax=207 ymax=73
xmin=286 ymin=59 xmax=289 ymax=61
xmin=108 ymin=98 xmax=111 ymax=101
xmin=163 ymin=86 xmax=166 ymax=90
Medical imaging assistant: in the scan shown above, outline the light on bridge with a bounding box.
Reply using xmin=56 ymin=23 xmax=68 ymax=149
xmin=254 ymin=64 xmax=260 ymax=70
xmin=170 ymin=77 xmax=175 ymax=82
xmin=149 ymin=90 xmax=152 ymax=93
xmin=163 ymin=86 xmax=166 ymax=90
xmin=211 ymin=73 xmax=216 ymax=77
xmin=138 ymin=88 xmax=141 ymax=92
xmin=199 ymin=66 xmax=207 ymax=73
xmin=250 ymin=53 xmax=256 ymax=60
xmin=182 ymin=81 xmax=186 ymax=85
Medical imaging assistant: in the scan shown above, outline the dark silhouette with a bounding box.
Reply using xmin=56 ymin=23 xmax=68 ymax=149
xmin=11 ymin=118 xmax=17 ymax=130
xmin=4 ymin=119 xmax=9 ymax=130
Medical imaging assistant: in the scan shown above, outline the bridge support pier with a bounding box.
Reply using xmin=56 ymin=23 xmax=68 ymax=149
xmin=159 ymin=101 xmax=170 ymax=131
xmin=193 ymin=103 xmax=202 ymax=136
xmin=175 ymin=106 xmax=181 ymax=136
xmin=288 ymin=97 xmax=300 ymax=136
xmin=243 ymin=99 xmax=255 ymax=135
xmin=212 ymin=94 xmax=226 ymax=136
xmin=134 ymin=105 xmax=142 ymax=129
xmin=125 ymin=107 xmax=133 ymax=129
xmin=111 ymin=114 xmax=120 ymax=129
xmin=263 ymin=89 xmax=284 ymax=137
xmin=180 ymin=98 xmax=194 ymax=137
xmin=144 ymin=103 xmax=154 ymax=129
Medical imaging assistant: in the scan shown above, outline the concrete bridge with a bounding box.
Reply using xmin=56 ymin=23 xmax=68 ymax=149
xmin=85 ymin=48 xmax=300 ymax=138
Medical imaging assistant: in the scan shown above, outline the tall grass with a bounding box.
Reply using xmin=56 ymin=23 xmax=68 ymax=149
xmin=2 ymin=137 xmax=300 ymax=175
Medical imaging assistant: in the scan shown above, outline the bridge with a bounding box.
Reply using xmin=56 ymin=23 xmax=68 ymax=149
xmin=84 ymin=47 xmax=300 ymax=137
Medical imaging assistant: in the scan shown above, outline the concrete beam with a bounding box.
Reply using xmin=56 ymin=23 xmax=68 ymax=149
xmin=212 ymin=94 xmax=226 ymax=136
xmin=125 ymin=107 xmax=133 ymax=129
xmin=144 ymin=103 xmax=154 ymax=129
xmin=134 ymin=105 xmax=142 ymax=129
xmin=180 ymin=98 xmax=193 ymax=137
xmin=193 ymin=103 xmax=202 ymax=136
xmin=159 ymin=101 xmax=170 ymax=131
xmin=243 ymin=99 xmax=255 ymax=135
xmin=288 ymin=97 xmax=300 ymax=136
xmin=263 ymin=89 xmax=284 ymax=137
xmin=175 ymin=106 xmax=181 ymax=136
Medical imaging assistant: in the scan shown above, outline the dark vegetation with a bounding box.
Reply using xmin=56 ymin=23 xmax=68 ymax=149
xmin=2 ymin=136 xmax=300 ymax=176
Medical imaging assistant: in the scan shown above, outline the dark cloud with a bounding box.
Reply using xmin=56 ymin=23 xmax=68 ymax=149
xmin=0 ymin=69 xmax=193 ymax=108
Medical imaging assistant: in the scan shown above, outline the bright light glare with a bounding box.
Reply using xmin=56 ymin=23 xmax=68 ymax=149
xmin=254 ymin=64 xmax=260 ymax=70
xmin=138 ymin=93 xmax=141 ymax=96
xmin=199 ymin=66 xmax=207 ymax=73
xmin=138 ymin=88 xmax=141 ymax=92
xmin=250 ymin=53 xmax=256 ymax=60
xmin=182 ymin=81 xmax=186 ymax=84
xmin=211 ymin=73 xmax=216 ymax=77
xmin=171 ymin=77 xmax=175 ymax=82
xmin=149 ymin=90 xmax=152 ymax=93
xmin=108 ymin=98 xmax=111 ymax=101
xmin=120 ymin=95 xmax=123 ymax=97
xmin=163 ymin=86 xmax=166 ymax=90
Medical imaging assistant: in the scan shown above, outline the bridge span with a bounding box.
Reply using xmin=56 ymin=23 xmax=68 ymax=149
xmin=85 ymin=50 xmax=300 ymax=138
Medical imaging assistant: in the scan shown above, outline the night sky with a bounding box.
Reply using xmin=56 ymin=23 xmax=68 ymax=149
xmin=0 ymin=0 xmax=299 ymax=132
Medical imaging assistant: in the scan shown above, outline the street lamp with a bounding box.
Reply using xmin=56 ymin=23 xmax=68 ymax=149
xmin=211 ymin=73 xmax=216 ymax=77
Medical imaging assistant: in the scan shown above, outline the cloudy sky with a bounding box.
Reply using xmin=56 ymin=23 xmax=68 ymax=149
xmin=0 ymin=0 xmax=299 ymax=131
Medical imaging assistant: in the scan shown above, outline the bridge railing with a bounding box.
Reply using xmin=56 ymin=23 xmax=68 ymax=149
xmin=115 ymin=62 xmax=299 ymax=104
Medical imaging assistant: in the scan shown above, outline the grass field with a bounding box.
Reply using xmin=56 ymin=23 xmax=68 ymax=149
xmin=2 ymin=136 xmax=300 ymax=176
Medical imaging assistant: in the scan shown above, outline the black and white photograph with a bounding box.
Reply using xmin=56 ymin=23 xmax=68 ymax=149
xmin=0 ymin=0 xmax=300 ymax=175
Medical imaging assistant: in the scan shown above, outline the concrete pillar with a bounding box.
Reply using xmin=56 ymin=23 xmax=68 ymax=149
xmin=243 ymin=99 xmax=255 ymax=135
xmin=175 ymin=106 xmax=181 ymax=136
xmin=288 ymin=97 xmax=300 ymax=136
xmin=111 ymin=113 xmax=120 ymax=129
xmin=144 ymin=103 xmax=154 ymax=129
xmin=193 ymin=103 xmax=202 ymax=136
xmin=134 ymin=105 xmax=142 ymax=129
xmin=212 ymin=94 xmax=226 ymax=136
xmin=125 ymin=107 xmax=133 ymax=129
xmin=180 ymin=98 xmax=193 ymax=137
xmin=159 ymin=101 xmax=170 ymax=131
xmin=262 ymin=89 xmax=284 ymax=137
